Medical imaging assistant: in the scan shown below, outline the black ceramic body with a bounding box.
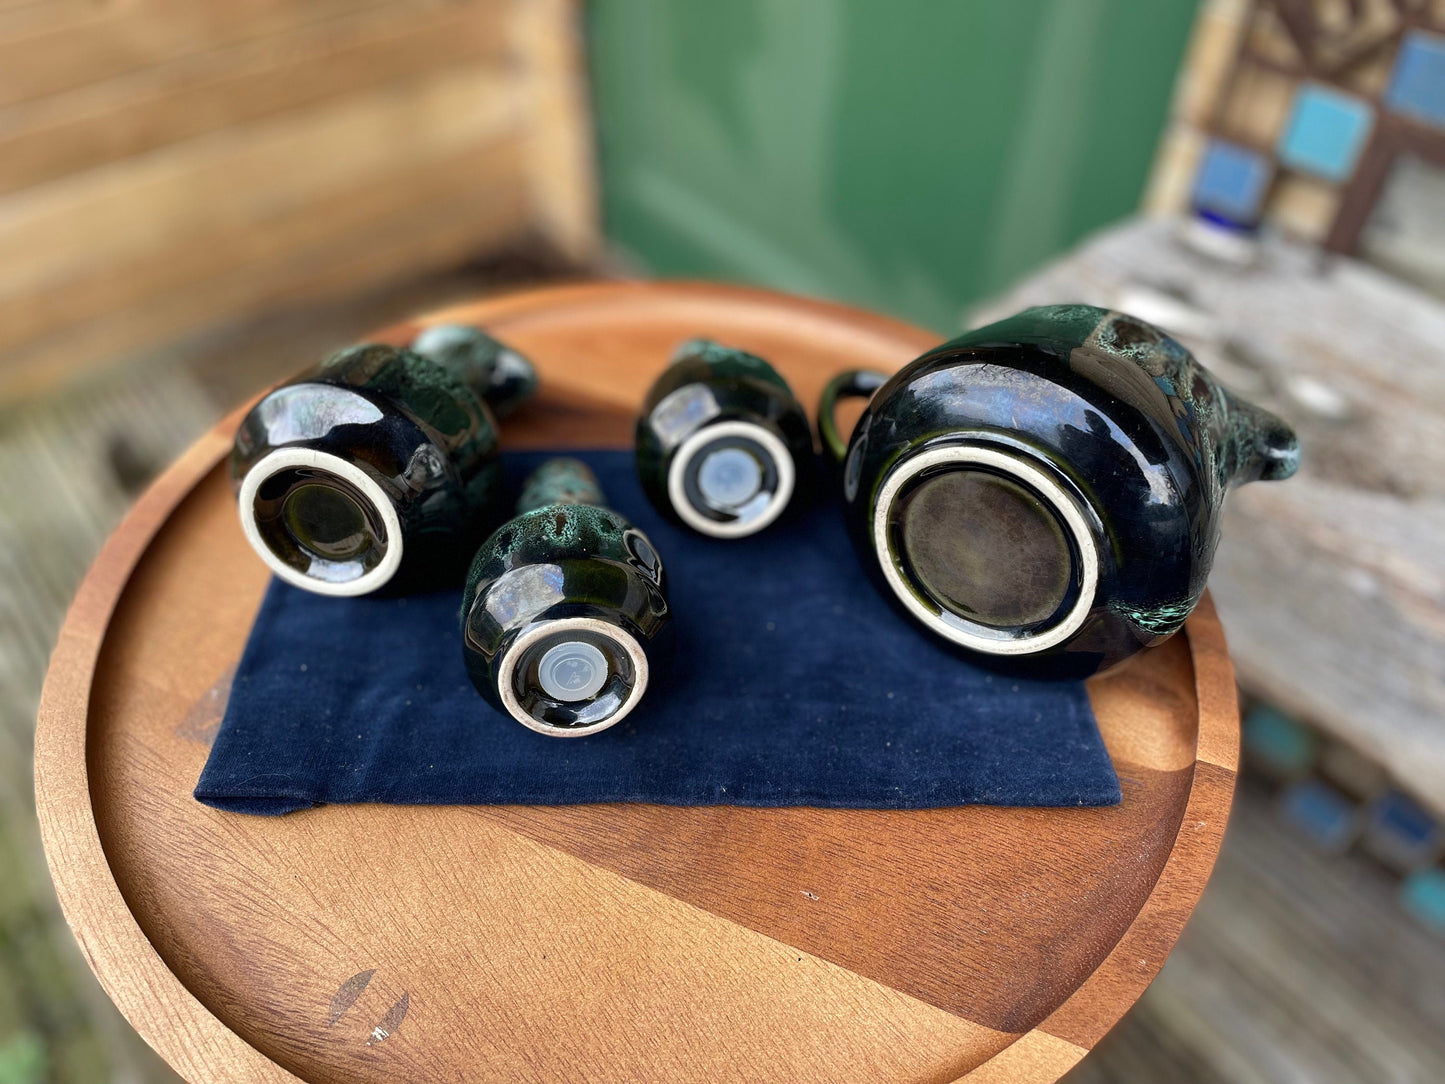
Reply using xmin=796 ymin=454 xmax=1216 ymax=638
xmin=636 ymin=339 xmax=814 ymax=538
xmin=822 ymin=304 xmax=1299 ymax=677
xmin=410 ymin=323 xmax=539 ymax=420
xmin=231 ymin=328 xmax=534 ymax=596
xmin=461 ymin=459 xmax=671 ymax=736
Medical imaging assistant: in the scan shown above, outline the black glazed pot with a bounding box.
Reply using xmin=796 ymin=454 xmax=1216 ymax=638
xmin=818 ymin=304 xmax=1299 ymax=677
xmin=636 ymin=339 xmax=814 ymax=538
xmin=460 ymin=458 xmax=671 ymax=736
xmin=230 ymin=325 xmax=536 ymax=596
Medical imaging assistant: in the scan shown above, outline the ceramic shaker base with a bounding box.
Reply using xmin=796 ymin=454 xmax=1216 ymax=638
xmin=495 ymin=617 xmax=651 ymax=737
xmin=667 ymin=420 xmax=796 ymax=538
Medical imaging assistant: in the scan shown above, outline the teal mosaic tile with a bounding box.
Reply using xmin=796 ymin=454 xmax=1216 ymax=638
xmin=1278 ymin=83 xmax=1374 ymax=182
xmin=1243 ymin=703 xmax=1318 ymax=778
xmin=1363 ymin=789 xmax=1442 ymax=873
xmin=1278 ymin=778 xmax=1359 ymax=855
xmin=1400 ymin=867 xmax=1445 ymax=935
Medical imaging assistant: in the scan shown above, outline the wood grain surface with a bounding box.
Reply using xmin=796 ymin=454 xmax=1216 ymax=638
xmin=0 ymin=0 xmax=599 ymax=403
xmin=35 ymin=281 xmax=1239 ymax=1084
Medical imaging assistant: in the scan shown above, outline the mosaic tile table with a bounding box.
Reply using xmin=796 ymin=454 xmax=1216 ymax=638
xmin=34 ymin=282 xmax=1237 ymax=1084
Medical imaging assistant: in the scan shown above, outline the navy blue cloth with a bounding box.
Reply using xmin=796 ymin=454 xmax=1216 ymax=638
xmin=196 ymin=450 xmax=1119 ymax=815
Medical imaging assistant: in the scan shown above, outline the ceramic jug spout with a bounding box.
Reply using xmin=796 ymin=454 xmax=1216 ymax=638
xmin=1217 ymin=391 xmax=1300 ymax=487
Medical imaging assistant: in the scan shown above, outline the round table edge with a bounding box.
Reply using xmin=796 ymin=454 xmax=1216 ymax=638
xmin=33 ymin=280 xmax=1240 ymax=1084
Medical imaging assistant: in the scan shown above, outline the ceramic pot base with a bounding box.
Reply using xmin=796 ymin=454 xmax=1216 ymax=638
xmin=667 ymin=419 xmax=796 ymax=538
xmin=495 ymin=617 xmax=650 ymax=737
xmin=237 ymin=447 xmax=402 ymax=597
xmin=872 ymin=444 xmax=1098 ymax=657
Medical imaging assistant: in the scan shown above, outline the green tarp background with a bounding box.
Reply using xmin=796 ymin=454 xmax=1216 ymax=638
xmin=589 ymin=0 xmax=1198 ymax=332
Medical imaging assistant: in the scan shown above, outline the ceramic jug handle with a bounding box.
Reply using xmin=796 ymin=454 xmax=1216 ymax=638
xmin=818 ymin=369 xmax=888 ymax=465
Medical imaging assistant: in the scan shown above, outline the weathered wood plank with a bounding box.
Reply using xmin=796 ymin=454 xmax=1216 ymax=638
xmin=0 ymin=1 xmax=600 ymax=406
xmin=510 ymin=0 xmax=600 ymax=261
xmin=0 ymin=66 xmax=522 ymax=303
xmin=0 ymin=0 xmax=404 ymax=107
xmin=0 ymin=135 xmax=531 ymax=402
xmin=0 ymin=68 xmax=531 ymax=400
xmin=0 ymin=3 xmax=511 ymax=196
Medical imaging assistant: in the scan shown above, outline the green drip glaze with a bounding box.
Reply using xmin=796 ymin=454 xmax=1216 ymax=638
xmin=461 ymin=503 xmax=636 ymax=624
xmin=670 ymin=338 xmax=791 ymax=392
xmin=458 ymin=469 xmax=670 ymax=726
xmin=636 ymin=338 xmax=814 ymax=533
xmin=1078 ymin=308 xmax=1299 ymax=489
xmin=831 ymin=302 xmax=1300 ymax=674
xmin=232 ymin=340 xmax=514 ymax=590
xmin=319 ymin=344 xmax=493 ymax=466
xmin=517 ymin=457 xmax=606 ymax=514
xmin=1110 ymin=596 xmax=1199 ymax=638
xmin=950 ymin=304 xmax=1300 ymax=494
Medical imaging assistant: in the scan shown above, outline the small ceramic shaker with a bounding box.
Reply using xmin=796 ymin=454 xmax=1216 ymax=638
xmin=230 ymin=326 xmax=536 ymax=596
xmin=460 ymin=458 xmax=671 ymax=736
xmin=635 ymin=339 xmax=814 ymax=538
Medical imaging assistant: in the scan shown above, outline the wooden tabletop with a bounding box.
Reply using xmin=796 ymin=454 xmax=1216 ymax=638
xmin=34 ymin=281 xmax=1238 ymax=1084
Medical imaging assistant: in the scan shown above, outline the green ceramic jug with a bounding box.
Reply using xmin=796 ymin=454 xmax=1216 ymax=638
xmin=819 ymin=304 xmax=1299 ymax=676
xmin=230 ymin=325 xmax=536 ymax=596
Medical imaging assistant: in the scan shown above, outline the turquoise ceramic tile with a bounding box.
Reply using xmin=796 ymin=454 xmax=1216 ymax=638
xmin=1192 ymin=139 xmax=1272 ymax=224
xmin=1278 ymin=779 xmax=1359 ymax=854
xmin=1386 ymin=31 xmax=1445 ymax=129
xmin=1243 ymin=703 xmax=1318 ymax=778
xmin=1400 ymin=867 xmax=1445 ymax=936
xmin=1278 ymin=83 xmax=1374 ymax=182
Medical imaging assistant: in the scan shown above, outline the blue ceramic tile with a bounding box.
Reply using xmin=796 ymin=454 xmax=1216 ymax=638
xmin=1278 ymin=778 xmax=1358 ymax=854
xmin=1192 ymin=139 xmax=1271 ymax=224
xmin=1363 ymin=789 xmax=1441 ymax=871
xmin=1400 ymin=867 xmax=1445 ymax=936
xmin=1278 ymin=83 xmax=1373 ymax=181
xmin=1243 ymin=703 xmax=1318 ymax=778
xmin=1386 ymin=31 xmax=1445 ymax=129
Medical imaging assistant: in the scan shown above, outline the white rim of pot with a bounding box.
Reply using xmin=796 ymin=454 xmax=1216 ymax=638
xmin=667 ymin=419 xmax=796 ymax=539
xmin=237 ymin=447 xmax=404 ymax=597
xmin=872 ymin=445 xmax=1099 ymax=655
xmin=496 ymin=617 xmax=650 ymax=737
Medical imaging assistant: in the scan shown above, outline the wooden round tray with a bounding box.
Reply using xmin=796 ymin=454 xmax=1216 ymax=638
xmin=35 ymin=281 xmax=1238 ymax=1084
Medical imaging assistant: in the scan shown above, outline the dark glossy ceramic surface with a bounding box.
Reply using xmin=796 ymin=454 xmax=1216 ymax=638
xmin=635 ymin=339 xmax=815 ymax=534
xmin=824 ymin=304 xmax=1299 ymax=675
xmin=231 ymin=331 xmax=536 ymax=591
xmin=460 ymin=459 xmax=671 ymax=731
xmin=410 ymin=324 xmax=539 ymax=420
